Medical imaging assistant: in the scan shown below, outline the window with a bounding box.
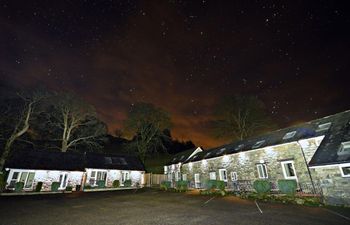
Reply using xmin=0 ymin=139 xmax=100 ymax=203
xmin=340 ymin=164 xmax=350 ymax=177
xmin=204 ymin=152 xmax=212 ymax=158
xmin=257 ymin=164 xmax=268 ymax=179
xmin=219 ymin=169 xmax=227 ymax=181
xmin=194 ymin=173 xmax=200 ymax=183
xmin=338 ymin=141 xmax=350 ymax=156
xmin=235 ymin=144 xmax=244 ymax=151
xmin=283 ymin=131 xmax=296 ymax=140
xmin=281 ymin=161 xmax=297 ymax=179
xmin=231 ymin=172 xmax=238 ymax=181
xmin=216 ymin=148 xmax=226 ymax=155
xmin=9 ymin=171 xmax=35 ymax=189
xmin=24 ymin=172 xmax=35 ymax=189
xmin=209 ymin=171 xmax=216 ymax=180
xmin=182 ymin=174 xmax=187 ymax=181
xmin=89 ymin=170 xmax=107 ymax=186
xmin=175 ymin=171 xmax=181 ymax=181
xmin=122 ymin=171 xmax=130 ymax=183
xmin=9 ymin=172 xmax=19 ymax=188
xmin=316 ymin=122 xmax=332 ymax=132
xmin=252 ymin=140 xmax=265 ymax=149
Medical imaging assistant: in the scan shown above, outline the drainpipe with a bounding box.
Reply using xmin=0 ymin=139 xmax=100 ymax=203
xmin=297 ymin=141 xmax=317 ymax=195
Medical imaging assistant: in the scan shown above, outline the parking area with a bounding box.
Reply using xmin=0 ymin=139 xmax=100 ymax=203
xmin=0 ymin=188 xmax=349 ymax=225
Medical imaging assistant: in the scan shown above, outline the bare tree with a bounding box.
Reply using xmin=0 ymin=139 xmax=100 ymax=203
xmin=211 ymin=95 xmax=276 ymax=141
xmin=43 ymin=93 xmax=107 ymax=152
xmin=124 ymin=102 xmax=171 ymax=163
xmin=0 ymin=91 xmax=46 ymax=171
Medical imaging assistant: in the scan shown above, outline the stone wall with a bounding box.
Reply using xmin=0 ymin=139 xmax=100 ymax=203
xmin=182 ymin=139 xmax=322 ymax=192
xmin=311 ymin=165 xmax=350 ymax=205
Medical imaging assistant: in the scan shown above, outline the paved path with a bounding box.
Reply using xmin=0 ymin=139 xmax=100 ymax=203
xmin=0 ymin=189 xmax=349 ymax=225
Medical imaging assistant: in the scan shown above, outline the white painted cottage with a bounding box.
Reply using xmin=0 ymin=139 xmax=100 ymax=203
xmin=5 ymin=150 xmax=85 ymax=191
xmin=4 ymin=151 xmax=146 ymax=191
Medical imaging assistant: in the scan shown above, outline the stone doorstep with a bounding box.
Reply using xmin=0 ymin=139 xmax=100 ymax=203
xmin=0 ymin=191 xmax=73 ymax=196
xmin=83 ymin=187 xmax=139 ymax=192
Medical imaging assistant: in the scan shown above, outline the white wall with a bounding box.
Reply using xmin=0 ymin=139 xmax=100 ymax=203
xmin=6 ymin=168 xmax=84 ymax=191
xmin=85 ymin=168 xmax=144 ymax=187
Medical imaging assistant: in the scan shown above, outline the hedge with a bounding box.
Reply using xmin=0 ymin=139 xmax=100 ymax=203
xmin=278 ymin=179 xmax=297 ymax=196
xmin=65 ymin=186 xmax=73 ymax=191
xmin=112 ymin=180 xmax=120 ymax=188
xmin=205 ymin=180 xmax=225 ymax=191
xmin=253 ymin=180 xmax=271 ymax=195
xmin=160 ymin=181 xmax=171 ymax=190
xmin=51 ymin=182 xmax=60 ymax=192
xmin=124 ymin=179 xmax=132 ymax=187
xmin=15 ymin=182 xmax=24 ymax=192
xmin=176 ymin=180 xmax=189 ymax=191
xmin=97 ymin=180 xmax=106 ymax=188
xmin=0 ymin=173 xmax=5 ymax=192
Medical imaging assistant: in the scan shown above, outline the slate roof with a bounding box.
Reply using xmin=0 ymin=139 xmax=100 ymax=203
xmin=5 ymin=150 xmax=85 ymax=171
xmin=85 ymin=152 xmax=145 ymax=171
xmin=5 ymin=150 xmax=145 ymax=171
xmin=184 ymin=110 xmax=350 ymax=166
xmin=165 ymin=147 xmax=202 ymax=165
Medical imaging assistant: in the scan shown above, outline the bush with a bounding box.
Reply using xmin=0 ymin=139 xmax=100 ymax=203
xmin=176 ymin=180 xmax=189 ymax=192
xmin=216 ymin=180 xmax=225 ymax=191
xmin=124 ymin=179 xmax=132 ymax=187
xmin=51 ymin=182 xmax=60 ymax=192
xmin=15 ymin=182 xmax=24 ymax=192
xmin=97 ymin=180 xmax=106 ymax=188
xmin=160 ymin=181 xmax=171 ymax=190
xmin=205 ymin=180 xmax=217 ymax=190
xmin=112 ymin=180 xmax=120 ymax=188
xmin=35 ymin=182 xmax=43 ymax=192
xmin=84 ymin=185 xmax=92 ymax=190
xmin=0 ymin=173 xmax=5 ymax=192
xmin=65 ymin=186 xmax=73 ymax=191
xmin=253 ymin=180 xmax=271 ymax=195
xmin=278 ymin=179 xmax=297 ymax=196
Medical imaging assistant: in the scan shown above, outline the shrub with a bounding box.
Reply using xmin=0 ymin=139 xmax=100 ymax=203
xmin=84 ymin=185 xmax=92 ymax=190
xmin=112 ymin=180 xmax=120 ymax=188
xmin=160 ymin=181 xmax=171 ymax=190
xmin=15 ymin=182 xmax=24 ymax=192
xmin=176 ymin=180 xmax=189 ymax=192
xmin=97 ymin=180 xmax=106 ymax=188
xmin=216 ymin=180 xmax=225 ymax=191
xmin=205 ymin=180 xmax=217 ymax=190
xmin=35 ymin=182 xmax=43 ymax=192
xmin=65 ymin=186 xmax=73 ymax=191
xmin=253 ymin=180 xmax=271 ymax=195
xmin=0 ymin=173 xmax=5 ymax=192
xmin=278 ymin=179 xmax=297 ymax=196
xmin=124 ymin=179 xmax=132 ymax=187
xmin=51 ymin=182 xmax=60 ymax=192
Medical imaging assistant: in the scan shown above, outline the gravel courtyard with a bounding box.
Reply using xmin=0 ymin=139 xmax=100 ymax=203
xmin=0 ymin=189 xmax=349 ymax=225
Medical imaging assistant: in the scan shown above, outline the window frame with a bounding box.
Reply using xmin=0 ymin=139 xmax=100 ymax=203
xmin=231 ymin=171 xmax=238 ymax=181
xmin=281 ymin=160 xmax=297 ymax=179
xmin=256 ymin=164 xmax=268 ymax=179
xmin=8 ymin=170 xmax=36 ymax=190
xmin=209 ymin=171 xmax=216 ymax=180
xmin=219 ymin=169 xmax=228 ymax=182
xmin=339 ymin=163 xmax=350 ymax=177
xmin=182 ymin=174 xmax=187 ymax=181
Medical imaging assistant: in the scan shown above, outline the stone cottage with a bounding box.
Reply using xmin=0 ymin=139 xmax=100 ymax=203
xmin=164 ymin=147 xmax=203 ymax=185
xmin=180 ymin=110 xmax=350 ymax=205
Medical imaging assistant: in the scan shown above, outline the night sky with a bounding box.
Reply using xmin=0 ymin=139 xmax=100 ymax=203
xmin=1 ymin=1 xmax=349 ymax=148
